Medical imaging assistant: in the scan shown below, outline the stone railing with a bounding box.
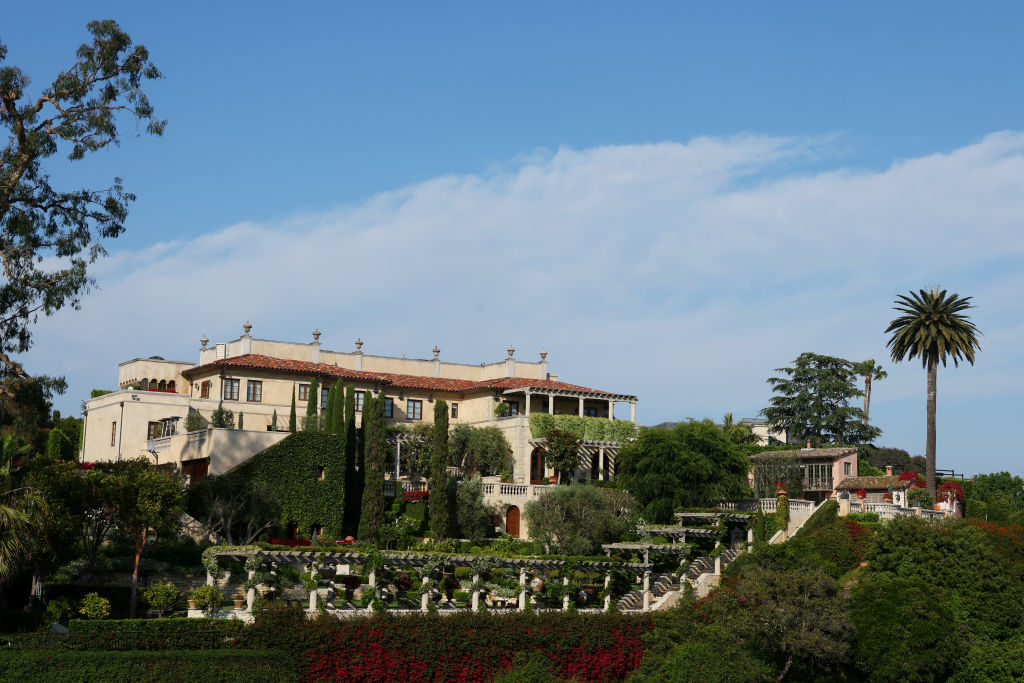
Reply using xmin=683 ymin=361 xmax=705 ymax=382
xmin=383 ymin=480 xmax=430 ymax=497
xmin=844 ymin=499 xmax=950 ymax=520
xmin=481 ymin=482 xmax=556 ymax=507
xmin=151 ymin=436 xmax=172 ymax=453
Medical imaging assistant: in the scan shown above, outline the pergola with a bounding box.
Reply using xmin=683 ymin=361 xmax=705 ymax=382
xmin=501 ymin=386 xmax=638 ymax=423
xmin=204 ymin=548 xmax=637 ymax=615
xmin=527 ymin=438 xmax=625 ymax=480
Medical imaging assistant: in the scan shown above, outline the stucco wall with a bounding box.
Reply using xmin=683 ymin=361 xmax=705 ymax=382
xmin=83 ymin=390 xmax=191 ymax=463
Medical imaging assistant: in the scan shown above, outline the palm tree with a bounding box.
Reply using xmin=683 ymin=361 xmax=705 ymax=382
xmin=852 ymin=360 xmax=887 ymax=427
xmin=0 ymin=460 xmax=47 ymax=585
xmin=885 ymin=288 xmax=980 ymax=500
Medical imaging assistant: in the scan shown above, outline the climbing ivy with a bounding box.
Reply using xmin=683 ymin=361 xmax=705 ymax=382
xmin=235 ymin=432 xmax=347 ymax=538
xmin=529 ymin=414 xmax=637 ymax=442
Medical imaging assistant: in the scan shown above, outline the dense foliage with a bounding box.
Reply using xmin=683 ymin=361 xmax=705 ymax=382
xmin=749 ymin=451 xmax=804 ymax=499
xmin=234 ymin=432 xmax=346 ymax=538
xmin=448 ymin=424 xmax=512 ymax=477
xmin=358 ymin=393 xmax=388 ymax=541
xmin=761 ymin=352 xmax=881 ymax=445
xmin=0 ymin=650 xmax=293 ymax=682
xmin=615 ymin=420 xmax=749 ymax=522
xmin=429 ymin=400 xmax=451 ymax=540
xmin=524 ymin=485 xmax=635 ymax=555
xmin=528 ymin=413 xmax=637 ymax=442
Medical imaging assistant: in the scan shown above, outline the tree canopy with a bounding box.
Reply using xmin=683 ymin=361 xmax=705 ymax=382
xmin=615 ymin=421 xmax=750 ymax=523
xmin=760 ymin=352 xmax=881 ymax=446
xmin=524 ymin=485 xmax=635 ymax=555
xmin=0 ymin=20 xmax=164 ymax=377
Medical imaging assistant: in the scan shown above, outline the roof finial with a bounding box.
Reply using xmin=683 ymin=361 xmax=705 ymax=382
xmin=355 ymin=338 xmax=363 ymax=353
xmin=539 ymin=348 xmax=547 ymax=360
xmin=507 ymin=344 xmax=515 ymax=359
xmin=312 ymin=328 xmax=321 ymax=343
xmin=432 ymin=345 xmax=440 ymax=359
xmin=200 ymin=334 xmax=209 ymax=349
xmin=242 ymin=320 xmax=252 ymax=336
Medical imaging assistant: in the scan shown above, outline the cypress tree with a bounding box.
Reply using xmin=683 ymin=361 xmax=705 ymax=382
xmin=429 ymin=399 xmax=450 ymax=540
xmin=358 ymin=392 xmax=387 ymax=541
xmin=324 ymin=384 xmax=336 ymax=435
xmin=343 ymin=385 xmax=359 ymax=535
xmin=289 ymin=387 xmax=297 ymax=433
xmin=271 ymin=409 xmax=278 ymax=432
xmin=304 ymin=377 xmax=320 ymax=431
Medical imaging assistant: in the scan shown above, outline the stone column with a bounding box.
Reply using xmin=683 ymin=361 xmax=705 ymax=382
xmin=309 ymin=588 xmax=318 ymax=612
xmin=630 ymin=402 xmax=636 ymax=424
xmin=598 ymin=448 xmax=605 ymax=481
xmin=471 ymin=573 xmax=481 ymax=611
xmin=603 ymin=572 xmax=612 ymax=612
xmin=367 ymin=569 xmax=377 ymax=613
xmin=578 ymin=397 xmax=584 ymax=417
xmin=562 ymin=576 xmax=570 ymax=611
xmin=524 ymin=391 xmax=531 ymax=416
xmin=518 ymin=569 xmax=528 ymax=612
xmin=642 ymin=570 xmax=651 ymax=612
xmin=714 ymin=557 xmax=721 ymax=575
xmin=205 ymin=569 xmax=215 ymax=586
xmin=421 ymin=576 xmax=430 ymax=612
xmin=548 ymin=394 xmax=554 ymax=414
xmin=747 ymin=527 xmax=754 ymax=544
xmin=608 ymin=399 xmax=614 ymax=419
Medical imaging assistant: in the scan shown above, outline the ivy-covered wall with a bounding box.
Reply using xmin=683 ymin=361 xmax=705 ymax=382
xmin=528 ymin=413 xmax=637 ymax=442
xmin=236 ymin=432 xmax=347 ymax=538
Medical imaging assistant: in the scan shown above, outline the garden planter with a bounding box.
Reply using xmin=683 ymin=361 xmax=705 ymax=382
xmin=233 ymin=598 xmax=245 ymax=609
xmin=187 ymin=599 xmax=197 ymax=609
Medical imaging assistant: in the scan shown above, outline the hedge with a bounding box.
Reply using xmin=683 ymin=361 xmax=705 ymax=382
xmin=235 ymin=432 xmax=347 ymax=537
xmin=793 ymin=499 xmax=838 ymax=538
xmin=249 ymin=605 xmax=651 ymax=682
xmin=528 ymin=414 xmax=637 ymax=442
xmin=0 ymin=649 xmax=295 ymax=682
xmin=63 ymin=618 xmax=247 ymax=650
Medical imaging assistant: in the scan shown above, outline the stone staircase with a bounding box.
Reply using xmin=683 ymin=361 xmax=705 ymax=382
xmin=617 ymin=549 xmax=746 ymax=611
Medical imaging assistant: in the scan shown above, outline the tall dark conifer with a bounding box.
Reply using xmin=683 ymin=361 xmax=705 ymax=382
xmin=324 ymin=384 xmax=336 ymax=435
xmin=304 ymin=377 xmax=320 ymax=431
xmin=429 ymin=399 xmax=450 ymax=540
xmin=358 ymin=392 xmax=387 ymax=541
xmin=343 ymin=386 xmax=359 ymax=535
xmin=288 ymin=387 xmax=297 ymax=433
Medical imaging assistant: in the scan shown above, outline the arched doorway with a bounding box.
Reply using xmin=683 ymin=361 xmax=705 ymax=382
xmin=530 ymin=447 xmax=546 ymax=485
xmin=506 ymin=506 xmax=521 ymax=538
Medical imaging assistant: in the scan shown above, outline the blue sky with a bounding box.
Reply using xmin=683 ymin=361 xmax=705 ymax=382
xmin=6 ymin=3 xmax=1024 ymax=476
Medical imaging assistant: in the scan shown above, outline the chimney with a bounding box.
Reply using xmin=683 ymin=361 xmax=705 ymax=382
xmin=505 ymin=345 xmax=516 ymax=377
xmin=805 ymin=440 xmax=812 ymax=449
xmin=311 ymin=329 xmax=321 ymax=363
xmin=885 ymin=465 xmax=893 ymax=476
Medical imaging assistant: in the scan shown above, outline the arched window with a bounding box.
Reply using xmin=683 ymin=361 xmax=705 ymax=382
xmin=167 ymin=380 xmax=176 ymax=392
xmin=158 ymin=380 xmax=167 ymax=391
xmin=148 ymin=379 xmax=158 ymax=391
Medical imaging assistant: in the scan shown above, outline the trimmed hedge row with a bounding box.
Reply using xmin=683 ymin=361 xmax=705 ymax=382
xmin=31 ymin=618 xmax=249 ymax=651
xmin=249 ymin=605 xmax=652 ymax=682
xmin=0 ymin=649 xmax=294 ymax=682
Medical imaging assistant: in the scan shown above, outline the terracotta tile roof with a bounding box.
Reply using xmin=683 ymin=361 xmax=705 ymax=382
xmin=181 ymin=354 xmax=627 ymax=398
xmin=835 ymin=475 xmax=915 ymax=491
xmin=750 ymin=447 xmax=858 ymax=460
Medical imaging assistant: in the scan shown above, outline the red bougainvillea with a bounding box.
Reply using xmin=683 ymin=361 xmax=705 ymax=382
xmin=938 ymin=481 xmax=964 ymax=502
xmin=898 ymin=471 xmax=926 ymax=488
xmin=403 ymin=490 xmax=429 ymax=504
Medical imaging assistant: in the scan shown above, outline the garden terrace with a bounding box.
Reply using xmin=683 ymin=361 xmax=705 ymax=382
xmin=674 ymin=511 xmax=751 ymax=524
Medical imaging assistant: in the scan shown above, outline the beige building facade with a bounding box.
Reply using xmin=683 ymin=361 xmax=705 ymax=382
xmin=81 ymin=325 xmax=639 ymax=535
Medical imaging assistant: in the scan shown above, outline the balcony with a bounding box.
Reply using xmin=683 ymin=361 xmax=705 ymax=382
xmin=803 ymin=477 xmax=834 ymax=492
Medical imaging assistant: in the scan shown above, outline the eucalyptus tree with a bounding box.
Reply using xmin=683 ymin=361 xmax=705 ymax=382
xmin=886 ymin=287 xmax=980 ymax=499
xmin=0 ymin=21 xmax=164 ymax=377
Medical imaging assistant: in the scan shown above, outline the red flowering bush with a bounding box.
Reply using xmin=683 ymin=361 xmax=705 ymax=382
xmin=856 ymin=489 xmax=867 ymax=499
xmin=403 ymin=490 xmax=429 ymax=504
xmin=268 ymin=538 xmax=313 ymax=547
xmin=898 ymin=471 xmax=926 ymax=488
xmin=250 ymin=607 xmax=651 ymax=682
xmin=968 ymin=519 xmax=1024 ymax=547
xmin=938 ymin=481 xmax=964 ymax=502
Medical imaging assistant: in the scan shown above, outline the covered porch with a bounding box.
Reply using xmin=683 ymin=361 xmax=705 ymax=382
xmin=500 ymin=386 xmax=637 ymax=422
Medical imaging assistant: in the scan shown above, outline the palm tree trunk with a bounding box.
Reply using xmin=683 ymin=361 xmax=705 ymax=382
xmin=926 ymin=356 xmax=937 ymax=501
xmin=863 ymin=376 xmax=871 ymax=426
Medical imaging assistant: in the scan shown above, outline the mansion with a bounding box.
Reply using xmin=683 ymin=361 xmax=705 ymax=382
xmin=82 ymin=324 xmax=639 ymax=534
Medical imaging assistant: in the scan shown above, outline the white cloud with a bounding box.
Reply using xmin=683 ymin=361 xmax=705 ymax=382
xmin=26 ymin=131 xmax=1024 ymax=475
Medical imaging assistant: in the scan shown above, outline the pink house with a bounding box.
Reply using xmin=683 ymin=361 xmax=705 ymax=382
xmin=750 ymin=447 xmax=859 ymax=502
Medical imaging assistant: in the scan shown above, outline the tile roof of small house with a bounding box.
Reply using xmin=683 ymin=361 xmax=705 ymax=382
xmin=749 ymin=447 xmax=858 ymax=461
xmin=181 ymin=354 xmax=630 ymax=398
xmin=835 ymin=475 xmax=916 ymax=491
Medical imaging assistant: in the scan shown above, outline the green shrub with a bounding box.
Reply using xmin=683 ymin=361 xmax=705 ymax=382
xmin=845 ymin=512 xmax=880 ymax=523
xmin=794 ymin=500 xmax=838 ymax=537
xmin=65 ymin=618 xmax=247 ymax=650
xmin=528 ymin=413 xmax=636 ymax=442
xmin=188 ymin=585 xmax=223 ymax=612
xmin=907 ymin=487 xmax=934 ymax=508
xmin=78 ymin=593 xmax=110 ymax=620
xmin=142 ymin=583 xmax=179 ymax=617
xmin=0 ymin=649 xmax=294 ymax=682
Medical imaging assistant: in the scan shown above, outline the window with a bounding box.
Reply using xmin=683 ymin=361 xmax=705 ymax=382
xmin=111 ymin=421 xmax=117 ymax=446
xmin=147 ymin=422 xmax=160 ymax=440
xmin=384 ymin=397 xmax=393 ymax=419
xmin=355 ymin=391 xmax=365 ymax=412
xmin=223 ymin=378 xmax=239 ymax=401
xmin=321 ymin=386 xmax=330 ymax=411
xmin=407 ymin=399 xmax=423 ymax=420
xmin=200 ymin=381 xmax=211 ymax=398
xmin=507 ymin=400 xmax=520 ymax=416
xmin=247 ymin=380 xmax=262 ymax=402
xmin=298 ymin=384 xmax=310 ymax=401
xmin=844 ymin=462 xmax=851 ymax=476
xmin=451 ymin=403 xmax=458 ymax=419
xmin=583 ymin=406 xmax=598 ymax=417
